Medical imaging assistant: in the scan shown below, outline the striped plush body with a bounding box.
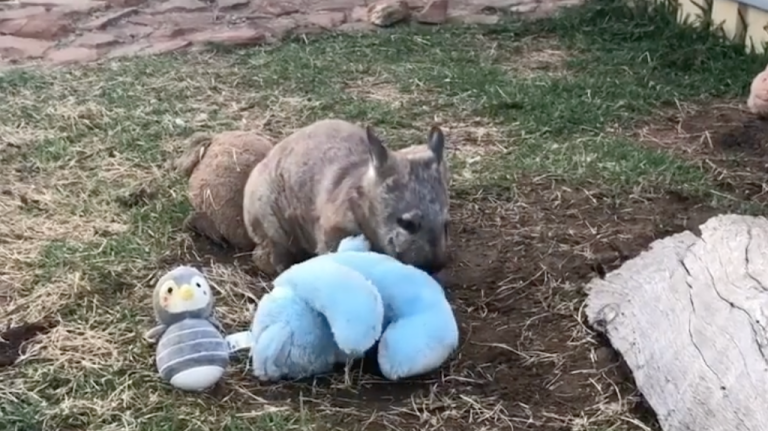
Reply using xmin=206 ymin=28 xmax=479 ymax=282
xmin=156 ymin=318 xmax=229 ymax=391
xmin=143 ymin=266 xmax=230 ymax=392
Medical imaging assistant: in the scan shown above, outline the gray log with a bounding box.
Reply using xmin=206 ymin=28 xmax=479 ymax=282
xmin=585 ymin=214 xmax=768 ymax=431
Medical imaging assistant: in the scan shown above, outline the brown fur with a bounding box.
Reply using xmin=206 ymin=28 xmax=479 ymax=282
xmin=243 ymin=119 xmax=450 ymax=276
xmin=176 ymin=130 xmax=274 ymax=251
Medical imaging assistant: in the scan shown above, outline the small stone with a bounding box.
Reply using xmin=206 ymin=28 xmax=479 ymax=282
xmin=0 ymin=34 xmax=53 ymax=58
xmin=141 ymin=39 xmax=190 ymax=55
xmin=0 ymin=6 xmax=47 ymax=21
xmin=73 ymin=31 xmax=117 ymax=48
xmin=217 ymin=0 xmax=249 ymax=10
xmin=448 ymin=13 xmax=499 ymax=25
xmin=154 ymin=0 xmax=209 ymax=13
xmin=81 ymin=7 xmax=138 ymax=30
xmin=367 ymin=0 xmax=409 ymax=27
xmin=45 ymin=46 xmax=99 ymax=64
xmin=186 ymin=27 xmax=267 ymax=46
xmin=0 ymin=12 xmax=73 ymax=40
xmin=416 ymin=0 xmax=447 ymax=24
xmin=304 ymin=11 xmax=345 ymax=29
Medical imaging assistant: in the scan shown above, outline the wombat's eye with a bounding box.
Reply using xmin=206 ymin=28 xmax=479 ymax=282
xmin=397 ymin=216 xmax=420 ymax=234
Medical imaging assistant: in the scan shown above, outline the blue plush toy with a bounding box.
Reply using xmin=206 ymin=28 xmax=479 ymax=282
xmin=226 ymin=235 xmax=459 ymax=382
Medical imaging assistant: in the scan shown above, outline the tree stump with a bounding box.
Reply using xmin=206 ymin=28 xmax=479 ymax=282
xmin=585 ymin=214 xmax=768 ymax=431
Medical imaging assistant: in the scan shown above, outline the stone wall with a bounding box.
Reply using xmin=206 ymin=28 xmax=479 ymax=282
xmin=0 ymin=0 xmax=583 ymax=66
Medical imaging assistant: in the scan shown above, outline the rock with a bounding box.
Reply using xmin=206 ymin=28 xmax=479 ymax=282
xmin=448 ymin=13 xmax=499 ymax=24
xmin=336 ymin=21 xmax=375 ymax=33
xmin=73 ymin=31 xmax=117 ymax=48
xmin=20 ymin=0 xmax=105 ymax=13
xmin=416 ymin=0 xmax=447 ymax=24
xmin=350 ymin=5 xmax=367 ymax=21
xmin=154 ymin=0 xmax=209 ymax=13
xmin=0 ymin=34 xmax=53 ymax=58
xmin=304 ymin=11 xmax=345 ymax=29
xmin=0 ymin=12 xmax=73 ymax=40
xmin=186 ymin=28 xmax=267 ymax=46
xmin=106 ymin=41 xmax=149 ymax=58
xmin=264 ymin=16 xmax=297 ymax=40
xmin=310 ymin=0 xmax=360 ymax=12
xmin=45 ymin=46 xmax=99 ymax=64
xmin=367 ymin=0 xmax=409 ymax=27
xmin=510 ymin=2 xmax=538 ymax=14
xmin=56 ymin=1 xmax=106 ymax=14
xmin=141 ymin=39 xmax=190 ymax=55
xmin=218 ymin=0 xmax=249 ymax=10
xmin=254 ymin=0 xmax=299 ymax=17
xmin=81 ymin=7 xmax=138 ymax=30
xmin=0 ymin=6 xmax=47 ymax=21
xmin=151 ymin=25 xmax=202 ymax=39
xmin=106 ymin=0 xmax=145 ymax=6
xmin=109 ymin=23 xmax=154 ymax=38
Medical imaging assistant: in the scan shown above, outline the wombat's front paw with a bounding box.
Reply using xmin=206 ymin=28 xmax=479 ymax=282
xmin=251 ymin=244 xmax=278 ymax=277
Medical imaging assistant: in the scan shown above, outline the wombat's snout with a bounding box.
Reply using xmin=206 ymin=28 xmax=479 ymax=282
xmin=408 ymin=251 xmax=450 ymax=275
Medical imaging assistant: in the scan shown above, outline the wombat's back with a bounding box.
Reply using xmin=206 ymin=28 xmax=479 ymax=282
xmin=268 ymin=119 xmax=370 ymax=197
xmin=244 ymin=119 xmax=371 ymax=253
xmin=156 ymin=318 xmax=229 ymax=391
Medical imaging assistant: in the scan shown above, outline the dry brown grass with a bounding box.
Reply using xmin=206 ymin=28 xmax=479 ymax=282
xmin=0 ymin=17 xmax=711 ymax=430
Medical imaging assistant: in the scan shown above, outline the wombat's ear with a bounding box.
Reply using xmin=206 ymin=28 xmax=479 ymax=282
xmin=365 ymin=125 xmax=389 ymax=170
xmin=428 ymin=126 xmax=445 ymax=164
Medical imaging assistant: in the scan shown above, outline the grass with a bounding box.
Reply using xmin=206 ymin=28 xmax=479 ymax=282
xmin=1 ymin=0 xmax=766 ymax=429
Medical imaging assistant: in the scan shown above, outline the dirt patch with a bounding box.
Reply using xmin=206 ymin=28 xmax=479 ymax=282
xmin=0 ymin=319 xmax=57 ymax=367
xmin=171 ymin=177 xmax=719 ymax=430
xmin=636 ymin=102 xmax=768 ymax=202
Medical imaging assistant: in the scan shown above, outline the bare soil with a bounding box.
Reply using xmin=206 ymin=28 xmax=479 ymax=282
xmin=0 ymin=319 xmax=56 ymax=367
xmin=173 ymin=176 xmax=723 ymax=430
xmin=636 ymin=103 xmax=768 ymax=203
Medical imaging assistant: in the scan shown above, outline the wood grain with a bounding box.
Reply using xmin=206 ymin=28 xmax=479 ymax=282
xmin=585 ymin=214 xmax=768 ymax=431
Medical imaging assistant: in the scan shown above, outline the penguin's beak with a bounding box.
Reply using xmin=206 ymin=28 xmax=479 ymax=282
xmin=178 ymin=285 xmax=194 ymax=301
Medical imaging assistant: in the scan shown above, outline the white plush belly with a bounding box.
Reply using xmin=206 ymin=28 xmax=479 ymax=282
xmin=169 ymin=365 xmax=225 ymax=391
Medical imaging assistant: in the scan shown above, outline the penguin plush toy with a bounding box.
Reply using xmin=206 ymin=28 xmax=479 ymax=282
xmin=143 ymin=266 xmax=230 ymax=392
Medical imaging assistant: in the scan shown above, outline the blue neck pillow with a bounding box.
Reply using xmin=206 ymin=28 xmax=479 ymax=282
xmin=226 ymin=235 xmax=459 ymax=381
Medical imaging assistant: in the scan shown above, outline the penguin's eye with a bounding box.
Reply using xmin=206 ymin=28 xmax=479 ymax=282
xmin=166 ymin=287 xmax=173 ymax=294
xmin=195 ymin=282 xmax=202 ymax=289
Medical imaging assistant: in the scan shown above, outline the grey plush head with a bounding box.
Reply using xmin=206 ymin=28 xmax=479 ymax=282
xmin=152 ymin=266 xmax=214 ymax=325
xmin=359 ymin=126 xmax=450 ymax=274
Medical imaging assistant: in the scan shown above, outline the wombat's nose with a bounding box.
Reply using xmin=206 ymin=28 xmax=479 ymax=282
xmin=418 ymin=259 xmax=448 ymax=276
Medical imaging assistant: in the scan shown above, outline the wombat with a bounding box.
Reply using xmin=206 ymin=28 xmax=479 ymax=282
xmin=243 ymin=119 xmax=450 ymax=277
xmin=174 ymin=131 xmax=274 ymax=251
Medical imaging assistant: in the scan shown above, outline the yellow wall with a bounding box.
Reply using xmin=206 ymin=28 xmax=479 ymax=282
xmin=678 ymin=0 xmax=768 ymax=53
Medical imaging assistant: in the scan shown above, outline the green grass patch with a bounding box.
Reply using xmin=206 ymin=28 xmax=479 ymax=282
xmin=0 ymin=0 xmax=765 ymax=429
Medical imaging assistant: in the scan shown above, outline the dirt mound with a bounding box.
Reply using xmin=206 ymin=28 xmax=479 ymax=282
xmin=0 ymin=319 xmax=57 ymax=367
